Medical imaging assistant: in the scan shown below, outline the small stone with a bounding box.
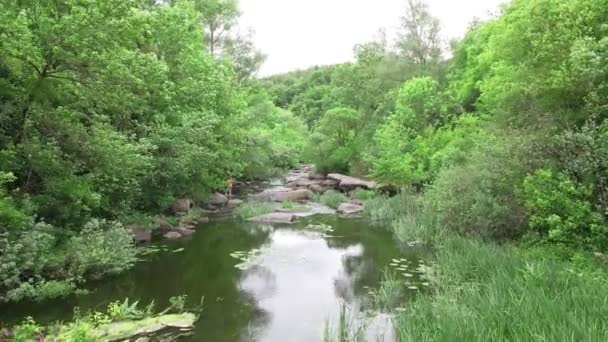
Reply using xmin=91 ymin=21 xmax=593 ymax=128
xmin=163 ymin=231 xmax=182 ymax=239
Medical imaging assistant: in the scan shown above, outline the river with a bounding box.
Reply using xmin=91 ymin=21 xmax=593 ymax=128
xmin=1 ymin=177 xmax=429 ymax=341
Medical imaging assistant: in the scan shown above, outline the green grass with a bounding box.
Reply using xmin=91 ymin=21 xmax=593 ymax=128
xmin=392 ymin=237 xmax=608 ymax=341
xmin=363 ymin=190 xmax=419 ymax=226
xmin=322 ymin=304 xmax=366 ymax=342
xmin=319 ymin=190 xmax=347 ymax=209
xmin=351 ymin=188 xmax=378 ymax=201
xmin=281 ymin=200 xmax=307 ymax=211
xmin=234 ymin=201 xmax=273 ymax=220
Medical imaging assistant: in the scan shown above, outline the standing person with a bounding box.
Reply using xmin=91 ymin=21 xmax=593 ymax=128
xmin=226 ymin=177 xmax=234 ymax=197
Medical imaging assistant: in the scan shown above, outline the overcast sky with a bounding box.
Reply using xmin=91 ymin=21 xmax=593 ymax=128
xmin=238 ymin=0 xmax=506 ymax=76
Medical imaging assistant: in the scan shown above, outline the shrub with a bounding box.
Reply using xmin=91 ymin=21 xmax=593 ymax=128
xmin=421 ymin=135 xmax=541 ymax=240
xmin=12 ymin=317 xmax=42 ymax=342
xmin=66 ymin=219 xmax=137 ymax=279
xmin=522 ymin=169 xmax=608 ymax=250
xmin=319 ymin=190 xmax=347 ymax=209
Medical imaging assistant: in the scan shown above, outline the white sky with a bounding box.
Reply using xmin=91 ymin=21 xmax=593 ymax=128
xmin=238 ymin=0 xmax=507 ymax=76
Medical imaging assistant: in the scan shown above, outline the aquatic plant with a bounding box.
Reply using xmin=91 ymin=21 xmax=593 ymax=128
xmin=234 ymin=201 xmax=274 ymax=220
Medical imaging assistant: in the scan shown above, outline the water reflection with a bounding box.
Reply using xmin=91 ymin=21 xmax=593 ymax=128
xmin=238 ymin=229 xmax=370 ymax=342
xmin=1 ymin=216 xmax=405 ymax=342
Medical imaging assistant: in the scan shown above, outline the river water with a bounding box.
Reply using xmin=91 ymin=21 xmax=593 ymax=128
xmin=1 ymin=190 xmax=428 ymax=341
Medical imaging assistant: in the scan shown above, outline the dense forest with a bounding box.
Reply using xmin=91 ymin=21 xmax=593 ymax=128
xmin=2 ymin=0 xmax=608 ymax=340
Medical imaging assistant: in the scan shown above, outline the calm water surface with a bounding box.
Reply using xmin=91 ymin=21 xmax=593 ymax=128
xmin=1 ymin=214 xmax=426 ymax=341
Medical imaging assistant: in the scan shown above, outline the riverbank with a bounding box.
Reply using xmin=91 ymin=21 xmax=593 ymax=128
xmin=363 ymin=192 xmax=608 ymax=341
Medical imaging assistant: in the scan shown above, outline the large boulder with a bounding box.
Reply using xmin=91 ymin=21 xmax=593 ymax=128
xmin=207 ymin=192 xmax=229 ymax=206
xmin=249 ymin=189 xmax=312 ymax=202
xmin=337 ymin=202 xmax=365 ymax=215
xmin=327 ymin=174 xmax=376 ymax=191
xmin=286 ymin=179 xmax=324 ymax=189
xmin=308 ymin=173 xmax=326 ymax=180
xmin=175 ymin=227 xmax=195 ymax=237
xmin=248 ymin=212 xmax=297 ymax=224
xmin=172 ymin=198 xmax=193 ymax=215
xmin=130 ymin=225 xmax=151 ymax=244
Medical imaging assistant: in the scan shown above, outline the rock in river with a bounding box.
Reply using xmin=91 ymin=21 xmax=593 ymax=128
xmin=130 ymin=225 xmax=152 ymax=244
xmin=163 ymin=231 xmax=182 ymax=239
xmin=327 ymin=173 xmax=376 ymax=191
xmin=249 ymin=189 xmax=312 ymax=202
xmin=172 ymin=198 xmax=193 ymax=215
xmin=248 ymin=212 xmax=297 ymax=224
xmin=337 ymin=202 xmax=365 ymax=215
xmin=207 ymin=192 xmax=229 ymax=206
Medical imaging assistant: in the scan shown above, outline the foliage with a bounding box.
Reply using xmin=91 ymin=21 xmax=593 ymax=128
xmin=319 ymin=190 xmax=347 ymax=209
xmin=12 ymin=317 xmax=42 ymax=342
xmin=522 ymin=169 xmax=608 ymax=250
xmin=66 ymin=220 xmax=137 ymax=279
xmin=305 ymin=108 xmax=363 ymax=174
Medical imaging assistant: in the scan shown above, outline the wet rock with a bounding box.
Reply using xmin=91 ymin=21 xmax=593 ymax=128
xmin=175 ymin=227 xmax=195 ymax=237
xmin=130 ymin=225 xmax=152 ymax=244
xmin=207 ymin=192 xmax=229 ymax=206
xmin=85 ymin=313 xmax=197 ymax=341
xmin=172 ymin=198 xmax=193 ymax=215
xmin=163 ymin=231 xmax=182 ymax=239
xmin=327 ymin=174 xmax=376 ymax=191
xmin=1 ymin=328 xmax=12 ymax=339
xmin=321 ymin=179 xmax=339 ymax=188
xmin=154 ymin=216 xmax=173 ymax=232
xmin=196 ymin=216 xmax=210 ymax=224
xmin=227 ymin=199 xmax=243 ymax=208
xmin=309 ymin=184 xmax=326 ymax=193
xmin=248 ymin=212 xmax=297 ymax=224
xmin=337 ymin=202 xmax=365 ymax=215
xmin=308 ymin=173 xmax=326 ymax=180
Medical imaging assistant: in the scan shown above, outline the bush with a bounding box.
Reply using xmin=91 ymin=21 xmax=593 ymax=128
xmin=522 ymin=169 xmax=608 ymax=250
xmin=234 ymin=201 xmax=273 ymax=220
xmin=319 ymin=190 xmax=347 ymax=209
xmin=66 ymin=219 xmax=136 ymax=279
xmin=421 ymin=135 xmax=541 ymax=240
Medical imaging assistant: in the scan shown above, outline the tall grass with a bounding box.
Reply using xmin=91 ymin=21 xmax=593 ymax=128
xmin=322 ymin=304 xmax=366 ymax=342
xmin=393 ymin=237 xmax=608 ymax=341
xmin=364 ymin=190 xmax=419 ymax=226
xmin=319 ymin=190 xmax=347 ymax=209
xmin=234 ymin=201 xmax=273 ymax=220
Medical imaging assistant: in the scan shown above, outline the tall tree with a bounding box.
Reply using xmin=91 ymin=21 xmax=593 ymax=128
xmin=195 ymin=0 xmax=239 ymax=55
xmin=223 ymin=30 xmax=266 ymax=82
xmin=396 ymin=0 xmax=442 ymax=68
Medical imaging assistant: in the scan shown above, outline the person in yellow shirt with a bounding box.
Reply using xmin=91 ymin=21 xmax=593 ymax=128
xmin=225 ymin=177 xmax=234 ymax=197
